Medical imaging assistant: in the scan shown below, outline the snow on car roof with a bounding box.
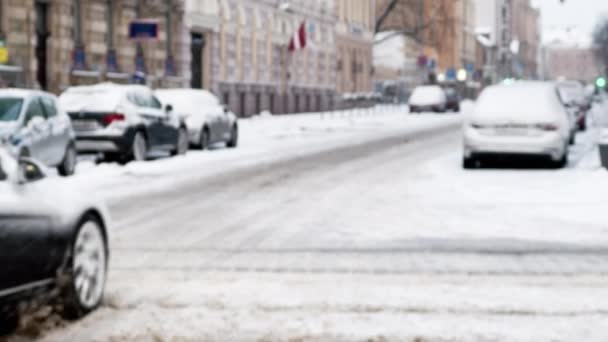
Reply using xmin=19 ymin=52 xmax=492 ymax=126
xmin=473 ymin=82 xmax=564 ymax=122
xmin=0 ymin=88 xmax=50 ymax=99
xmin=59 ymin=83 xmax=130 ymax=112
xmin=155 ymin=88 xmax=220 ymax=115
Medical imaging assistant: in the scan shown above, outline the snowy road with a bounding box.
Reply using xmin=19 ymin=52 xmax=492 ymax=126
xmin=9 ymin=107 xmax=608 ymax=341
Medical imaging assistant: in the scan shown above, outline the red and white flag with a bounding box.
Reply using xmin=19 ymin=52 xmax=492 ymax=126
xmin=288 ymin=21 xmax=307 ymax=52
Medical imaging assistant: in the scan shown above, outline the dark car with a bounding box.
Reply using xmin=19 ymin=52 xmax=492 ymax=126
xmin=0 ymin=148 xmax=110 ymax=334
xmin=444 ymin=87 xmax=461 ymax=112
xmin=58 ymin=83 xmax=189 ymax=163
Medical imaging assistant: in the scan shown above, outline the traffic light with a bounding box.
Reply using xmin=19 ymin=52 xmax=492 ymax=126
xmin=596 ymin=77 xmax=607 ymax=89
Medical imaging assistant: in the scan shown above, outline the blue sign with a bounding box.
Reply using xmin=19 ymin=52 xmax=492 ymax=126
xmin=465 ymin=63 xmax=475 ymax=72
xmin=446 ymin=68 xmax=457 ymax=80
xmin=129 ymin=20 xmax=159 ymax=40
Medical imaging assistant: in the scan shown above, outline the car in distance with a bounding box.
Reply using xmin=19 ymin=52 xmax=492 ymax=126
xmin=409 ymin=85 xmax=448 ymax=113
xmin=155 ymin=89 xmax=238 ymax=150
xmin=443 ymin=86 xmax=461 ymax=112
xmin=0 ymin=89 xmax=77 ymax=176
xmin=463 ymin=82 xmax=571 ymax=169
xmin=59 ymin=83 xmax=189 ymax=163
xmin=0 ymin=148 xmax=109 ymax=334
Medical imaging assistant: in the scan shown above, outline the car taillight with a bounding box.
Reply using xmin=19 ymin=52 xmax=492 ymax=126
xmin=102 ymin=113 xmax=125 ymax=125
xmin=536 ymin=123 xmax=558 ymax=131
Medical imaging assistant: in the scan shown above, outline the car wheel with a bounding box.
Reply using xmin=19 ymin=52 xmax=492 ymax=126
xmin=463 ymin=156 xmax=477 ymax=169
xmin=61 ymin=217 xmax=107 ymax=320
xmin=58 ymin=143 xmax=77 ymax=176
xmin=0 ymin=309 xmax=19 ymax=336
xmin=199 ymin=128 xmax=210 ymax=150
xmin=130 ymin=132 xmax=147 ymax=162
xmin=227 ymin=125 xmax=238 ymax=148
xmin=171 ymin=128 xmax=189 ymax=156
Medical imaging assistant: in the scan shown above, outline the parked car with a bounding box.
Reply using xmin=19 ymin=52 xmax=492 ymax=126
xmin=409 ymin=85 xmax=447 ymax=113
xmin=0 ymin=89 xmax=77 ymax=175
xmin=443 ymin=86 xmax=461 ymax=112
xmin=0 ymin=148 xmax=109 ymax=334
xmin=557 ymin=81 xmax=589 ymax=131
xmin=58 ymin=83 xmax=189 ymax=163
xmin=463 ymin=82 xmax=571 ymax=168
xmin=155 ymin=89 xmax=238 ymax=150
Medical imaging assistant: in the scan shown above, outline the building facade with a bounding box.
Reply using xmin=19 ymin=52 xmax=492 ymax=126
xmin=511 ymin=0 xmax=540 ymax=79
xmin=185 ymin=0 xmax=337 ymax=116
xmin=335 ymin=0 xmax=375 ymax=95
xmin=545 ymin=45 xmax=602 ymax=82
xmin=0 ymin=0 xmax=188 ymax=93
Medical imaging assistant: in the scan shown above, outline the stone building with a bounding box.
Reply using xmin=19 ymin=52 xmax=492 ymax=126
xmin=335 ymin=0 xmax=374 ymax=95
xmin=185 ymin=0 xmax=337 ymax=117
xmin=0 ymin=0 xmax=188 ymax=94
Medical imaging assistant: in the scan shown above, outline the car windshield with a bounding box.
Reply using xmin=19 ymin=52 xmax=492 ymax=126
xmin=0 ymin=98 xmax=23 ymax=122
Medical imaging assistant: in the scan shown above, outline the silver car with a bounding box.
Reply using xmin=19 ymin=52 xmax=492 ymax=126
xmin=155 ymin=89 xmax=238 ymax=150
xmin=0 ymin=89 xmax=77 ymax=176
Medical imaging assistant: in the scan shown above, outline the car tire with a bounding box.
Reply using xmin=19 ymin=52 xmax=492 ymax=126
xmin=463 ymin=156 xmax=477 ymax=169
xmin=60 ymin=216 xmax=108 ymax=320
xmin=171 ymin=128 xmax=189 ymax=156
xmin=58 ymin=143 xmax=77 ymax=176
xmin=199 ymin=128 xmax=210 ymax=150
xmin=130 ymin=131 xmax=147 ymax=162
xmin=0 ymin=310 xmax=19 ymax=336
xmin=227 ymin=125 xmax=238 ymax=148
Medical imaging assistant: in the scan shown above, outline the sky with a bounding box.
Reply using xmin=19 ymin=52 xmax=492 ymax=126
xmin=532 ymin=0 xmax=608 ymax=44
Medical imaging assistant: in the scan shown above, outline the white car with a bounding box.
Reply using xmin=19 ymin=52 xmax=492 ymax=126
xmin=155 ymin=89 xmax=238 ymax=150
xmin=409 ymin=85 xmax=448 ymax=113
xmin=0 ymin=148 xmax=110 ymax=334
xmin=59 ymin=83 xmax=188 ymax=163
xmin=463 ymin=82 xmax=571 ymax=168
xmin=0 ymin=89 xmax=77 ymax=175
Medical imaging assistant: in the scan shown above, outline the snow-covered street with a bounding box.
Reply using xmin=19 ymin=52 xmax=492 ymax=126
xmin=8 ymin=105 xmax=608 ymax=342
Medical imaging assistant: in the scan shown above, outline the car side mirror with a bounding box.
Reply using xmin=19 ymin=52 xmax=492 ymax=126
xmin=223 ymin=107 xmax=229 ymax=114
xmin=27 ymin=116 xmax=45 ymax=130
xmin=17 ymin=157 xmax=46 ymax=183
xmin=165 ymin=104 xmax=173 ymax=114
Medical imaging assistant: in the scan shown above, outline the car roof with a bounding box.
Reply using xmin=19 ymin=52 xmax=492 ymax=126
xmin=62 ymin=82 xmax=151 ymax=94
xmin=0 ymin=88 xmax=54 ymax=98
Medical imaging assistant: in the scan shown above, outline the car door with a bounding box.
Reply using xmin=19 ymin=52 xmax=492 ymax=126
xmin=216 ymin=105 xmax=232 ymax=142
xmin=40 ymin=96 xmax=71 ymax=166
xmin=22 ymin=97 xmax=52 ymax=164
xmin=0 ymin=185 xmax=55 ymax=292
xmin=131 ymin=90 xmax=165 ymax=150
xmin=149 ymin=93 xmax=178 ymax=147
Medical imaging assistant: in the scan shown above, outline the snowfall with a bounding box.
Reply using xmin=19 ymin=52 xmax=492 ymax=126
xmin=9 ymin=100 xmax=608 ymax=342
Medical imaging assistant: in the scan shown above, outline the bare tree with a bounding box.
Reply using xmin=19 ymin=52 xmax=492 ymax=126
xmin=374 ymin=0 xmax=457 ymax=47
xmin=594 ymin=18 xmax=608 ymax=75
